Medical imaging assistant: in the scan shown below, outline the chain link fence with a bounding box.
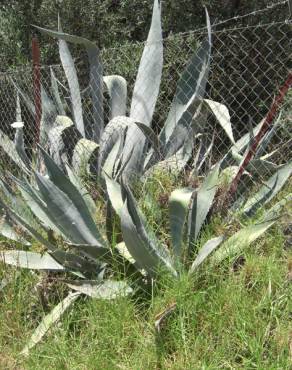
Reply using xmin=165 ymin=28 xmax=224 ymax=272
xmin=0 ymin=20 xmax=291 ymax=224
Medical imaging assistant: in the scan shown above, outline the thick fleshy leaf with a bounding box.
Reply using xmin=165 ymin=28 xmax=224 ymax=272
xmin=34 ymin=172 xmax=103 ymax=246
xmin=39 ymin=147 xmax=106 ymax=247
xmin=11 ymin=79 xmax=35 ymax=115
xmin=145 ymin=132 xmax=194 ymax=175
xmin=98 ymin=116 xmax=130 ymax=176
xmin=246 ymin=159 xmax=280 ymax=177
xmin=115 ymin=242 xmax=135 ymax=264
xmin=160 ymin=8 xmax=211 ymax=145
xmin=210 ymin=220 xmax=275 ymax=264
xmin=262 ymin=193 xmax=292 ymax=221
xmin=255 ymin=113 xmax=282 ymax=158
xmin=134 ymin=121 xmax=160 ymax=154
xmin=12 ymin=122 xmax=30 ymax=168
xmin=243 ymin=161 xmax=292 ymax=216
xmin=123 ymin=0 xmax=163 ymax=176
xmin=196 ymin=133 xmax=215 ymax=172
xmin=51 ymin=250 xmax=102 ymax=274
xmin=48 ymin=116 xmax=76 ymax=168
xmin=0 ymin=251 xmax=64 ymax=270
xmin=20 ymin=291 xmax=81 ymax=356
xmin=203 ymin=99 xmax=234 ymax=144
xmin=15 ymin=178 xmax=64 ymax=236
xmin=104 ymin=174 xmax=124 ymax=217
xmin=0 ymin=215 xmax=30 ymax=245
xmin=0 ymin=197 xmax=58 ymax=253
xmin=50 ymin=67 xmax=66 ymax=115
xmin=57 ymin=17 xmax=84 ymax=135
xmin=103 ymin=75 xmax=127 ymax=118
xmin=234 ymin=118 xmax=265 ymax=154
xmin=72 ymin=138 xmax=99 ymax=175
xmin=67 ymin=243 xmax=111 ymax=262
xmin=67 ymin=280 xmax=133 ymax=299
xmin=16 ymin=92 xmax=22 ymax=122
xmin=65 ymin=165 xmax=96 ymax=215
xmin=121 ymin=183 xmax=177 ymax=277
xmin=102 ymin=137 xmax=122 ymax=178
xmin=188 ymin=164 xmax=219 ymax=248
xmin=39 ymin=86 xmax=58 ymax=143
xmin=0 ymin=179 xmax=42 ymax=232
xmin=0 ymin=129 xmax=29 ymax=173
xmin=12 ymin=93 xmax=28 ymax=165
xmin=34 ymin=23 xmax=103 ymax=142
xmin=11 ymin=82 xmax=57 ymax=142
xmin=169 ymin=188 xmax=194 ymax=258
xmin=130 ymin=0 xmax=163 ymax=125
xmin=189 ymin=235 xmax=224 ymax=273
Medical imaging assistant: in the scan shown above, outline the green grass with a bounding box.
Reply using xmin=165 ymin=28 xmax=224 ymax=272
xmin=0 ymin=174 xmax=291 ymax=369
xmin=0 ymin=228 xmax=292 ymax=369
xmin=0 ymin=223 xmax=291 ymax=369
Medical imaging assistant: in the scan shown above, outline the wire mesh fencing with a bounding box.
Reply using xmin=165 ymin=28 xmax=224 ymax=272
xmin=0 ymin=20 xmax=291 ymax=227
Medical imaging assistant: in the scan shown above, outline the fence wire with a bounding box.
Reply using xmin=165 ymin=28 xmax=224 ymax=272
xmin=0 ymin=21 xmax=291 ymax=231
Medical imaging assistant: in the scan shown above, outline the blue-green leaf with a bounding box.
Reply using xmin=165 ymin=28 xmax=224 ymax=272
xmin=243 ymin=161 xmax=292 ymax=216
xmin=169 ymin=188 xmax=194 ymax=258
xmin=188 ymin=164 xmax=219 ymax=248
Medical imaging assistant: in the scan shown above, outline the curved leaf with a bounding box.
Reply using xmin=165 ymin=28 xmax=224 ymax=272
xmin=0 ymin=251 xmax=64 ymax=270
xmin=188 ymin=164 xmax=219 ymax=249
xmin=39 ymin=147 xmax=106 ymax=247
xmin=34 ymin=21 xmax=103 ymax=142
xmin=65 ymin=165 xmax=96 ymax=215
xmin=67 ymin=280 xmax=132 ymax=299
xmin=0 ymin=215 xmax=30 ymax=245
xmin=21 ymin=291 xmax=81 ymax=356
xmin=124 ymin=0 xmax=163 ymax=176
xmin=121 ymin=183 xmax=177 ymax=277
xmin=169 ymin=188 xmax=194 ymax=258
xmin=50 ymin=66 xmax=66 ymax=115
xmin=203 ymin=99 xmax=234 ymax=144
xmin=72 ymin=138 xmax=99 ymax=175
xmin=57 ymin=17 xmax=84 ymax=136
xmin=12 ymin=123 xmax=30 ymax=168
xmin=130 ymin=0 xmax=163 ymax=125
xmin=103 ymin=75 xmax=127 ymax=118
xmin=104 ymin=174 xmax=124 ymax=217
xmin=210 ymin=220 xmax=275 ymax=264
xmin=243 ymin=161 xmax=292 ymax=216
xmin=160 ymin=8 xmax=211 ymax=145
xmin=189 ymin=235 xmax=224 ymax=273
xmin=134 ymin=121 xmax=160 ymax=153
xmin=34 ymin=172 xmax=103 ymax=246
xmin=48 ymin=116 xmax=74 ymax=168
xmin=98 ymin=116 xmax=130 ymax=176
xmin=262 ymin=193 xmax=292 ymax=221
xmin=0 ymin=129 xmax=29 ymax=174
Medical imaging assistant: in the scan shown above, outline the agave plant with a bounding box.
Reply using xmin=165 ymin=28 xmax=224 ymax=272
xmin=0 ymin=142 xmax=290 ymax=352
xmin=105 ymin=158 xmax=291 ymax=276
xmin=0 ymin=0 xmax=239 ymax=185
xmin=0 ymin=0 xmax=291 ymax=355
xmin=0 ymin=148 xmax=138 ymax=354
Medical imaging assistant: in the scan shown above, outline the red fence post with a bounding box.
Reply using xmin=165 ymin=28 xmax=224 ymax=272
xmin=32 ymin=36 xmax=42 ymax=147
